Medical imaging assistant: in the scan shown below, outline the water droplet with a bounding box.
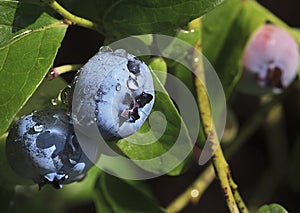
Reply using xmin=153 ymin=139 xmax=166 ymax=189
xmin=99 ymin=46 xmax=113 ymax=53
xmin=87 ymin=119 xmax=95 ymax=126
xmin=127 ymin=77 xmax=139 ymax=90
xmin=51 ymin=98 xmax=58 ymax=106
xmin=53 ymin=114 xmax=59 ymax=119
xmin=83 ymin=86 xmax=90 ymax=95
xmin=114 ymin=49 xmax=127 ymax=58
xmin=191 ymin=189 xmax=199 ymax=198
xmin=94 ymin=95 xmax=101 ymax=102
xmin=73 ymin=72 xmax=80 ymax=84
xmin=116 ymin=83 xmax=121 ymax=91
xmin=60 ymin=86 xmax=71 ymax=105
xmin=69 ymin=159 xmax=76 ymax=165
xmin=34 ymin=124 xmax=43 ymax=132
xmin=194 ymin=57 xmax=200 ymax=63
xmin=94 ymin=90 xmax=103 ymax=102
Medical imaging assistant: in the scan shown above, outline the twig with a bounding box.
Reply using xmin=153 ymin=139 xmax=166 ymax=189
xmin=166 ymin=165 xmax=214 ymax=213
xmin=166 ymin=94 xmax=279 ymax=212
xmin=47 ymin=64 xmax=82 ymax=79
xmin=193 ymin=53 xmax=239 ymax=213
xmin=41 ymin=0 xmax=100 ymax=32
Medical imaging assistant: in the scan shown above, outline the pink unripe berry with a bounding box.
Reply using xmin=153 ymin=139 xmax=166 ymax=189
xmin=242 ymin=23 xmax=299 ymax=93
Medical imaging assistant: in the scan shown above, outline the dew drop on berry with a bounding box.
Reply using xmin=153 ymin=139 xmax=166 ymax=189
xmin=94 ymin=90 xmax=103 ymax=102
xmin=127 ymin=77 xmax=139 ymax=90
xmin=33 ymin=124 xmax=43 ymax=133
xmin=99 ymin=46 xmax=113 ymax=53
xmin=114 ymin=49 xmax=127 ymax=58
xmin=60 ymin=86 xmax=71 ymax=105
xmin=51 ymin=98 xmax=58 ymax=106
xmin=116 ymin=83 xmax=121 ymax=91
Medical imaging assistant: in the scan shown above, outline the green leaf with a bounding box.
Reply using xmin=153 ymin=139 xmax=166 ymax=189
xmin=59 ymin=0 xmax=224 ymax=38
xmin=257 ymin=203 xmax=289 ymax=213
xmin=94 ymin=187 xmax=114 ymax=213
xmin=95 ymin=172 xmax=165 ymax=213
xmin=0 ymin=0 xmax=67 ymax=136
xmin=116 ymin=71 xmax=193 ymax=175
xmin=202 ymin=0 xmax=300 ymax=98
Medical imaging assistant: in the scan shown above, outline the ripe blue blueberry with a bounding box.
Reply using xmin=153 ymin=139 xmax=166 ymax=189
xmin=242 ymin=23 xmax=299 ymax=94
xmin=6 ymin=108 xmax=93 ymax=189
xmin=71 ymin=48 xmax=155 ymax=141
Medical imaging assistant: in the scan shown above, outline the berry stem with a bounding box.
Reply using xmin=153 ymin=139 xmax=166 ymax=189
xmin=194 ymin=55 xmax=249 ymax=213
xmin=41 ymin=0 xmax=100 ymax=32
xmin=165 ymin=92 xmax=283 ymax=212
xmin=166 ymin=95 xmax=279 ymax=212
xmin=48 ymin=64 xmax=82 ymax=79
xmin=166 ymin=164 xmax=215 ymax=213
xmin=190 ymin=18 xmax=246 ymax=213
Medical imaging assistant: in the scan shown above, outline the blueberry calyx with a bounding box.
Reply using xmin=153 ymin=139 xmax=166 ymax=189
xmin=127 ymin=57 xmax=142 ymax=75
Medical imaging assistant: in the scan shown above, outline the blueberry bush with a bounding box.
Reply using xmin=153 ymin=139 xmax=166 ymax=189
xmin=1 ymin=0 xmax=300 ymax=212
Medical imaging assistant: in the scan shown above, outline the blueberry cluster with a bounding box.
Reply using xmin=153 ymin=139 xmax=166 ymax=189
xmin=6 ymin=48 xmax=155 ymax=189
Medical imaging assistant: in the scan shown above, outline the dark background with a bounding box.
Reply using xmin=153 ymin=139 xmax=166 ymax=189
xmin=54 ymin=1 xmax=300 ymax=212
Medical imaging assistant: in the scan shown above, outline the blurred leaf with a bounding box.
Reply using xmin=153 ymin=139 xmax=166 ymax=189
xmin=169 ymin=27 xmax=207 ymax=147
xmin=6 ymin=167 xmax=101 ymax=213
xmin=202 ymin=0 xmax=300 ymax=98
xmin=94 ymin=186 xmax=114 ymax=213
xmin=289 ymin=136 xmax=300 ymax=191
xmin=0 ymin=187 xmax=15 ymax=213
xmin=61 ymin=166 xmax=101 ymax=202
xmin=0 ymin=0 xmax=67 ymax=136
xmin=116 ymin=71 xmax=193 ymax=175
xmin=58 ymin=0 xmax=224 ymax=38
xmin=257 ymin=203 xmax=288 ymax=213
xmin=95 ymin=172 xmax=165 ymax=213
xmin=17 ymin=77 xmax=67 ymax=116
xmin=176 ymin=27 xmax=201 ymax=47
xmin=149 ymin=57 xmax=167 ymax=85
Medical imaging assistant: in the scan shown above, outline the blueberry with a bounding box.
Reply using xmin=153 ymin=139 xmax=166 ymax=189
xmin=241 ymin=23 xmax=299 ymax=94
xmin=71 ymin=48 xmax=155 ymax=141
xmin=6 ymin=108 xmax=93 ymax=189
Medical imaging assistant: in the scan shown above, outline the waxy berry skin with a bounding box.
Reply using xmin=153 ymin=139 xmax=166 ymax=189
xmin=71 ymin=48 xmax=155 ymax=141
xmin=6 ymin=108 xmax=93 ymax=189
xmin=242 ymin=24 xmax=299 ymax=92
